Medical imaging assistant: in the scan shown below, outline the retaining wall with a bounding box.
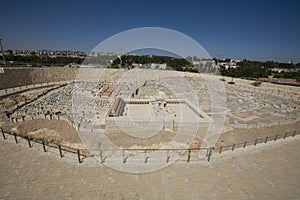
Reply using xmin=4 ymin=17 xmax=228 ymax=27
xmin=0 ymin=67 xmax=78 ymax=89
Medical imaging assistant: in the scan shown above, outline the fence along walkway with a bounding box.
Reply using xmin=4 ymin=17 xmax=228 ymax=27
xmin=214 ymin=130 xmax=298 ymax=154
xmin=0 ymin=127 xmax=299 ymax=164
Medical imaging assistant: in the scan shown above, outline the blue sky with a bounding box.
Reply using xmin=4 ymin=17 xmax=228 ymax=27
xmin=1 ymin=0 xmax=300 ymax=62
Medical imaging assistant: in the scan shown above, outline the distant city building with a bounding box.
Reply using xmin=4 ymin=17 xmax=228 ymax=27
xmin=132 ymin=63 xmax=142 ymax=67
xmin=8 ymin=49 xmax=88 ymax=58
xmin=218 ymin=59 xmax=240 ymax=69
xmin=271 ymin=68 xmax=291 ymax=73
xmin=192 ymin=61 xmax=200 ymax=65
xmin=150 ymin=63 xmax=167 ymax=69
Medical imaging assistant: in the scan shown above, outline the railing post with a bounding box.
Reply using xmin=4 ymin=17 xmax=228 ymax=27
xmin=207 ymin=148 xmax=213 ymax=162
xmin=27 ymin=137 xmax=32 ymax=148
xmin=264 ymin=136 xmax=268 ymax=143
xmin=77 ymin=150 xmax=81 ymax=163
xmin=254 ymin=139 xmax=258 ymax=146
xmin=1 ymin=128 xmax=6 ymax=140
xmin=58 ymin=144 xmax=63 ymax=157
xmin=100 ymin=149 xmax=104 ymax=163
xmin=172 ymin=120 xmax=175 ymax=131
xmin=219 ymin=146 xmax=223 ymax=154
xmin=205 ymin=148 xmax=209 ymax=157
xmin=42 ymin=140 xmax=47 ymax=152
xmin=166 ymin=150 xmax=170 ymax=163
xmin=243 ymin=141 xmax=247 ymax=148
xmin=187 ymin=149 xmax=191 ymax=163
xmin=231 ymin=143 xmax=235 ymax=151
xmin=145 ymin=150 xmax=149 ymax=163
xmin=122 ymin=149 xmax=127 ymax=164
xmin=13 ymin=132 xmax=18 ymax=143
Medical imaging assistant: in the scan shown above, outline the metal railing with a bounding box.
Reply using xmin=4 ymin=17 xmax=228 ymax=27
xmin=213 ymin=130 xmax=298 ymax=154
xmin=0 ymin=127 xmax=298 ymax=164
xmin=0 ymin=127 xmax=90 ymax=163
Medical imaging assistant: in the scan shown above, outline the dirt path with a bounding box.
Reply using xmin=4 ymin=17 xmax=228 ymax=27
xmin=2 ymin=119 xmax=81 ymax=144
xmin=1 ymin=117 xmax=299 ymax=151
xmin=216 ymin=121 xmax=300 ymax=147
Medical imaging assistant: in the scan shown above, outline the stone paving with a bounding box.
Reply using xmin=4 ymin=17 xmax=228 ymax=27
xmin=0 ymin=134 xmax=299 ymax=199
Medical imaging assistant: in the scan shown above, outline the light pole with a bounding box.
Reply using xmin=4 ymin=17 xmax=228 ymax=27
xmin=119 ymin=48 xmax=123 ymax=68
xmin=0 ymin=39 xmax=6 ymax=66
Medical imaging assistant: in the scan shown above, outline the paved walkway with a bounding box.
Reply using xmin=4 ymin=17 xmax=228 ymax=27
xmin=0 ymin=136 xmax=299 ymax=199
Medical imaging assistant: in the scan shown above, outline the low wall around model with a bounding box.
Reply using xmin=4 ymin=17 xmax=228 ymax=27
xmin=105 ymin=119 xmax=210 ymax=132
xmin=231 ymin=118 xmax=300 ymax=129
xmin=0 ymin=67 xmax=79 ymax=89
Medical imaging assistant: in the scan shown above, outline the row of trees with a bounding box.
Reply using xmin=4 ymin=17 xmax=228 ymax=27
xmin=3 ymin=51 xmax=300 ymax=81
xmin=219 ymin=59 xmax=300 ymax=80
xmin=273 ymin=71 xmax=300 ymax=80
xmin=110 ymin=55 xmax=193 ymax=71
xmin=4 ymin=51 xmax=84 ymax=66
xmin=219 ymin=65 xmax=271 ymax=78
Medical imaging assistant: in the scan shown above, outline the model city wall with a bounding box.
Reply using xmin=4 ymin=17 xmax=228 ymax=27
xmin=0 ymin=67 xmax=78 ymax=89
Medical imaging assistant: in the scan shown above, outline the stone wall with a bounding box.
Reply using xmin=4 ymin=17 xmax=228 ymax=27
xmin=105 ymin=119 xmax=210 ymax=132
xmin=0 ymin=67 xmax=78 ymax=89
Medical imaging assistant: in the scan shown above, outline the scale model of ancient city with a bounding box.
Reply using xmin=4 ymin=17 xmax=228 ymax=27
xmin=0 ymin=62 xmax=299 ymax=164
